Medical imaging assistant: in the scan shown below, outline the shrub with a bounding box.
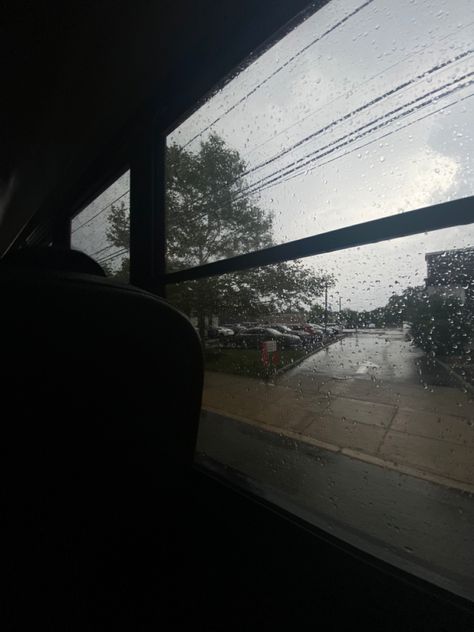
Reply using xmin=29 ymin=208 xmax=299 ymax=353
xmin=410 ymin=295 xmax=472 ymax=356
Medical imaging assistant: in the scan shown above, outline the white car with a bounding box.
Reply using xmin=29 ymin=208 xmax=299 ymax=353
xmin=207 ymin=326 xmax=235 ymax=339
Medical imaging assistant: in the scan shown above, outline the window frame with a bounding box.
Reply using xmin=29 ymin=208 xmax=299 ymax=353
xmin=38 ymin=0 xmax=474 ymax=613
xmin=155 ymin=1 xmax=474 ymax=611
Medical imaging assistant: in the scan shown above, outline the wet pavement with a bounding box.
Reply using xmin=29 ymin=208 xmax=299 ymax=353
xmin=202 ymin=331 xmax=474 ymax=490
xmin=282 ymin=329 xmax=423 ymax=384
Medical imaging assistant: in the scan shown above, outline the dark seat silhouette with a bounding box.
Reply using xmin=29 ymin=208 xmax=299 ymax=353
xmin=0 ymin=248 xmax=203 ymax=628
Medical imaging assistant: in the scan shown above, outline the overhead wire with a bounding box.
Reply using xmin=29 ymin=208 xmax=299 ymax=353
xmin=174 ymin=49 xmax=473 ymax=216
xmin=186 ymin=66 xmax=474 ymax=218
xmin=89 ymin=243 xmax=115 ymax=258
xmin=241 ymin=72 xmax=474 ymax=196
xmin=257 ymin=90 xmax=474 ymax=195
xmin=71 ymin=189 xmax=130 ymax=234
xmin=240 ymin=48 xmax=474 ymax=179
xmin=181 ymin=0 xmax=376 ymax=149
xmin=240 ymin=19 xmax=474 ymax=162
xmin=97 ymin=248 xmax=129 ymax=265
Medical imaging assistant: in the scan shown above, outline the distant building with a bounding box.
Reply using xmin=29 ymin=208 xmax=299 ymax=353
xmin=222 ymin=313 xmax=308 ymax=325
xmin=425 ymin=247 xmax=474 ymax=303
xmin=189 ymin=314 xmax=219 ymax=329
xmin=254 ymin=313 xmax=307 ymax=325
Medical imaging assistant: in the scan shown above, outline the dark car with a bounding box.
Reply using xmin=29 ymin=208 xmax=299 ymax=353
xmin=234 ymin=327 xmax=301 ymax=349
xmin=307 ymin=323 xmax=334 ymax=338
xmin=288 ymin=323 xmax=323 ymax=343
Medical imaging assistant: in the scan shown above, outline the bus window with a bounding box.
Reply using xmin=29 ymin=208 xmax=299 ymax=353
xmin=71 ymin=170 xmax=130 ymax=281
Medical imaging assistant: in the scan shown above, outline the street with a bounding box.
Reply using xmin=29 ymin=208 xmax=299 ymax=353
xmin=197 ymin=410 xmax=474 ymax=602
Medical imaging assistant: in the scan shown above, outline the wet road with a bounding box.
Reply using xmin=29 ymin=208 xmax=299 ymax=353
xmin=285 ymin=329 xmax=424 ymax=384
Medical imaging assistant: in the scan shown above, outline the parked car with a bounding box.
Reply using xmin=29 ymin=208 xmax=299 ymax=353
xmin=308 ymin=323 xmax=336 ymax=337
xmin=326 ymin=323 xmax=340 ymax=334
xmin=270 ymin=324 xmax=312 ymax=345
xmin=288 ymin=323 xmax=323 ymax=342
xmin=207 ymin=326 xmax=235 ymax=339
xmin=222 ymin=323 xmax=247 ymax=334
xmin=307 ymin=323 xmax=326 ymax=334
xmin=234 ymin=327 xmax=301 ymax=349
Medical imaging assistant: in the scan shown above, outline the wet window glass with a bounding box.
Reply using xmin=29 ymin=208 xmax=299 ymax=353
xmin=71 ymin=171 xmax=130 ymax=281
xmin=167 ymin=0 xmax=474 ymax=271
xmin=167 ymin=223 xmax=474 ymax=601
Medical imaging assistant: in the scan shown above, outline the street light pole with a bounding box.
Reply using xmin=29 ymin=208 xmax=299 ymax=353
xmin=324 ymin=282 xmax=328 ymax=332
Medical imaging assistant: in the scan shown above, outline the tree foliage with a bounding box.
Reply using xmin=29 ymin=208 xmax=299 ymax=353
xmin=166 ymin=135 xmax=274 ymax=269
xmin=104 ymin=134 xmax=333 ymax=332
xmin=168 ymin=261 xmax=331 ymax=324
xmin=335 ymin=284 xmax=472 ymax=356
xmin=410 ymin=295 xmax=471 ymax=356
xmin=103 ymin=200 xmax=129 ymax=281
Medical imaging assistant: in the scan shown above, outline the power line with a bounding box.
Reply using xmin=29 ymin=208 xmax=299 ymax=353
xmin=97 ymin=248 xmax=128 ymax=264
xmin=71 ymin=190 xmax=130 ymax=234
xmin=89 ymin=243 xmax=115 ymax=258
xmin=187 ymin=69 xmax=473 ymax=219
xmin=241 ymin=19 xmax=474 ymax=162
xmin=240 ymin=47 xmax=474 ymax=180
xmin=257 ymin=90 xmax=474 ymax=195
xmin=242 ymin=71 xmax=474 ymax=196
xmin=182 ymin=0 xmax=375 ymax=149
xmin=97 ymin=248 xmax=129 ymax=265
xmin=180 ymin=49 xmax=473 ymax=215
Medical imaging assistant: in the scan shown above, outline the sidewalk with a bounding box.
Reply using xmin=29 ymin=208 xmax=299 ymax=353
xmin=202 ymin=369 xmax=474 ymax=493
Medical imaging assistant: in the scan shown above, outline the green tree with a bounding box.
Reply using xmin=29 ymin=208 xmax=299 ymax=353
xmin=307 ymin=303 xmax=325 ymax=323
xmin=105 ymin=134 xmax=334 ymax=337
xmin=338 ymin=308 xmax=361 ymax=329
xmin=166 ymin=134 xmax=274 ymax=269
xmin=103 ymin=200 xmax=129 ymax=282
xmin=383 ymin=285 xmax=425 ymax=325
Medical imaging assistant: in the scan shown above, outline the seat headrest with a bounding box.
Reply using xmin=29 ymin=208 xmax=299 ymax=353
xmin=2 ymin=247 xmax=106 ymax=276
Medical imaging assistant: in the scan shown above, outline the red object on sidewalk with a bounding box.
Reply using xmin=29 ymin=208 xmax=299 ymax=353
xmin=261 ymin=343 xmax=269 ymax=366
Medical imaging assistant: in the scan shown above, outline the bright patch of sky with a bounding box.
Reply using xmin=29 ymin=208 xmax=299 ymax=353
xmin=169 ymin=0 xmax=474 ymax=310
xmin=71 ymin=171 xmax=130 ymax=272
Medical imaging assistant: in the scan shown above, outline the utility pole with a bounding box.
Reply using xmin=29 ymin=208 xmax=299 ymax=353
xmin=339 ymin=296 xmax=342 ymax=312
xmin=324 ymin=282 xmax=328 ymax=332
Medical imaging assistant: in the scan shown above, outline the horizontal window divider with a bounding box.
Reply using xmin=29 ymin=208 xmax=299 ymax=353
xmin=163 ymin=196 xmax=474 ymax=285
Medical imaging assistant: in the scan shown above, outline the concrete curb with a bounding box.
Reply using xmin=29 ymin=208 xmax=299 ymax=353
xmin=202 ymin=406 xmax=474 ymax=495
xmin=271 ymin=334 xmax=346 ymax=380
xmin=434 ymin=358 xmax=474 ymax=395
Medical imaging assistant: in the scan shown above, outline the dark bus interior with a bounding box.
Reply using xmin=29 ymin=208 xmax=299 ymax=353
xmin=1 ymin=1 xmax=473 ymax=629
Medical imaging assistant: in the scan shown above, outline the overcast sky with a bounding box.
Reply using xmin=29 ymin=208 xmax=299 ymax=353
xmin=169 ymin=0 xmax=474 ymax=310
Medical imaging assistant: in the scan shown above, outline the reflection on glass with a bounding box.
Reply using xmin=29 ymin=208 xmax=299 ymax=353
xmin=167 ymin=0 xmax=474 ymax=270
xmin=167 ymin=224 xmax=474 ymax=601
xmin=71 ymin=171 xmax=130 ymax=281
